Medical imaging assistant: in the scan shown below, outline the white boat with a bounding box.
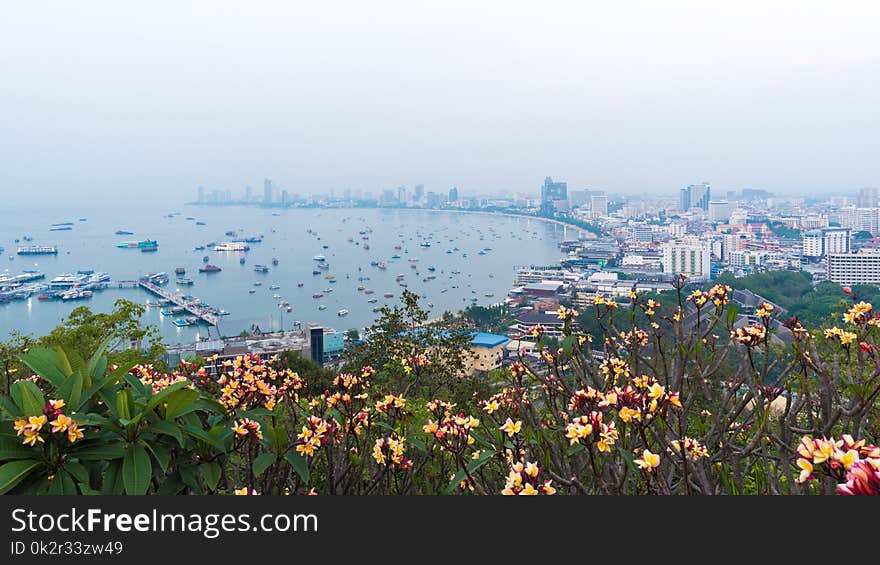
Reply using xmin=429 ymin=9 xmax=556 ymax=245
xmin=337 ymin=309 xmax=349 ymax=316
xmin=214 ymin=242 xmax=250 ymax=251
xmin=313 ymin=255 xmax=326 ymax=261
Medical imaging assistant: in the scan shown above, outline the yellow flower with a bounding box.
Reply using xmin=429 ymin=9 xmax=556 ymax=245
xmin=22 ymin=429 xmax=44 ymax=446
xmin=27 ymin=415 xmax=47 ymax=432
xmin=500 ymin=418 xmax=522 ymax=437
xmin=519 ymin=483 xmax=539 ymax=495
xmin=634 ymin=449 xmax=660 ymax=470
xmin=648 ymin=383 xmax=666 ymax=400
xmin=67 ymin=422 xmax=84 ymax=443
xmin=524 ymin=462 xmax=539 ymax=478
xmin=50 ymin=414 xmax=73 ymax=433
xmin=618 ymin=406 xmax=641 ymax=423
xmin=795 ymin=458 xmax=813 ymax=483
xmin=13 ymin=419 xmax=28 ymax=436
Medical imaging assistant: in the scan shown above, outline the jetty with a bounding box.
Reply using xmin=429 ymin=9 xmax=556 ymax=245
xmin=137 ymin=279 xmax=221 ymax=325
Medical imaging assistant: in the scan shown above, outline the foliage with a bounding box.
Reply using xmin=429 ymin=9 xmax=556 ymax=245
xmin=2 ymin=286 xmax=880 ymax=495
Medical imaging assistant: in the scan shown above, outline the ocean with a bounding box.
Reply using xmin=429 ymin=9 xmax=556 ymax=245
xmin=0 ymin=203 xmax=573 ymax=345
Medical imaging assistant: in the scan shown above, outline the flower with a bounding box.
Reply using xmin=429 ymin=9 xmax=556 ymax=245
xmin=837 ymin=459 xmax=880 ymax=495
xmin=232 ymin=418 xmax=263 ymax=440
xmin=634 ymin=449 xmax=660 ymax=471
xmin=67 ymin=422 xmax=84 ymax=443
xmin=824 ymin=327 xmax=858 ymax=347
xmin=233 ymin=488 xmax=259 ymax=495
xmin=50 ymin=414 xmax=73 ymax=433
xmin=500 ymin=418 xmax=522 ymax=437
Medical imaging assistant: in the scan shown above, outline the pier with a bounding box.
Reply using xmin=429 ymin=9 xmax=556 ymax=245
xmin=137 ymin=280 xmax=221 ymax=325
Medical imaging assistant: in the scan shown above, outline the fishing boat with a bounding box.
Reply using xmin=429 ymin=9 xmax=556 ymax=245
xmin=273 ymin=294 xmax=282 ymax=299
xmin=313 ymin=293 xmax=324 ymax=299
xmin=199 ymin=264 xmax=221 ymax=273
xmin=391 ymin=254 xmax=401 ymax=259
xmin=377 ymin=262 xmax=387 ymax=270
xmin=225 ymin=230 xmax=237 ymax=237
xmin=269 ymin=285 xmax=281 ymax=290
xmin=115 ymin=230 xmax=134 ymax=235
xmin=297 ymin=282 xmax=304 ymax=287
xmin=286 ymin=307 xmax=293 ymax=312
xmin=357 ymin=285 xmax=366 ymax=291
xmin=337 ymin=309 xmax=349 ymax=317
xmin=367 ymin=298 xmax=378 ymax=303
xmin=249 ymin=289 xmax=256 ymax=294
xmin=383 ymin=293 xmax=394 ymax=298
xmin=313 ymin=255 xmax=326 ymax=262
xmin=278 ymin=301 xmax=290 ymax=307
xmin=312 ymin=270 xmax=321 ymax=275
xmin=253 ymin=281 xmax=262 ymax=286
xmin=318 ymin=304 xmax=327 ymax=310
xmin=364 ymin=289 xmax=375 ymax=294
xmin=254 ymin=265 xmax=269 ymax=273
xmin=427 ymin=266 xmax=436 ymax=272
xmin=195 ymin=221 xmax=206 ymax=226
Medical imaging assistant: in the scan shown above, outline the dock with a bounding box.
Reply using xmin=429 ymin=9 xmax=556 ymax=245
xmin=137 ymin=279 xmax=221 ymax=325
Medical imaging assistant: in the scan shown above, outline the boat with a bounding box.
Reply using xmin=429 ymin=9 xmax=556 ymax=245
xmin=485 ymin=292 xmax=495 ymax=297
xmin=199 ymin=264 xmax=221 ymax=273
xmin=312 ymin=293 xmax=324 ymax=298
xmin=175 ymin=267 xmax=185 ymax=275
xmin=61 ymin=288 xmax=93 ymax=301
xmin=427 ymin=266 xmax=437 ymax=272
xmin=317 ymin=263 xmax=330 ymax=270
xmin=214 ymin=242 xmax=250 ymax=251
xmin=186 ymin=217 xmax=195 ymax=221
xmin=195 ymin=221 xmax=206 ymax=226
xmin=225 ymin=230 xmax=237 ymax=237
xmin=173 ymin=317 xmax=198 ymax=327
xmin=240 ymin=257 xmax=246 ymax=264
xmin=357 ymin=285 xmax=366 ymax=291
xmin=269 ymin=285 xmax=281 ymax=290
xmin=419 ymin=242 xmax=430 ymax=247
xmin=273 ymin=294 xmax=282 ymax=299
xmin=272 ymin=258 xmax=279 ymax=265
xmin=391 ymin=254 xmax=401 ymax=259
xmin=253 ymin=281 xmax=262 ymax=286
xmin=194 ymin=245 xmax=206 ymax=251
xmin=278 ymin=301 xmax=289 ymax=307
xmin=203 ymin=256 xmax=210 ymax=262
xmin=51 ymin=222 xmax=74 ymax=227
xmin=383 ymin=293 xmax=394 ymax=298
xmin=324 ymin=287 xmax=334 ymax=293
xmin=312 ymin=270 xmax=321 ymax=275
xmin=377 ymin=262 xmax=387 ymax=270
xmin=313 ymin=255 xmax=326 ymax=262
xmin=249 ymin=289 xmax=256 ymax=294
xmin=394 ymin=244 xmax=402 ymax=250
xmin=364 ymin=289 xmax=375 ymax=294
xmin=297 ymin=282 xmax=304 ymax=287
xmin=117 ymin=240 xmax=157 ymax=250
xmin=176 ymin=277 xmax=194 ymax=285
xmin=115 ymin=230 xmax=134 ymax=235
xmin=338 ymin=309 xmax=349 ymax=317
xmin=50 ymin=226 xmax=72 ymax=231
xmin=367 ymin=298 xmax=378 ymax=303
xmin=318 ymin=304 xmax=327 ymax=310
xmin=254 ymin=265 xmax=269 ymax=273
xmin=17 ymin=245 xmax=58 ymax=255
xmin=286 ymin=307 xmax=293 ymax=312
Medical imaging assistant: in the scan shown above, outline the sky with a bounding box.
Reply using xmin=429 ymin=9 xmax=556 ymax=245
xmin=1 ymin=1 xmax=879 ymax=205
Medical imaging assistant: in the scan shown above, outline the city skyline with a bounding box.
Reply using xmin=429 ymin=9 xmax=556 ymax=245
xmin=3 ymin=1 xmax=880 ymax=206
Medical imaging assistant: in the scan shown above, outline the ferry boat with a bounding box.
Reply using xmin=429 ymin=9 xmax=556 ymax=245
xmin=313 ymin=255 xmax=326 ymax=262
xmin=199 ymin=264 xmax=221 ymax=273
xmin=17 ymin=245 xmax=58 ymax=255
xmin=214 ymin=242 xmax=249 ymax=252
xmin=337 ymin=309 xmax=349 ymax=317
xmin=176 ymin=277 xmax=194 ymax=285
xmin=254 ymin=265 xmax=269 ymax=273
xmin=172 ymin=316 xmax=199 ymax=327
xmin=115 ymin=230 xmax=134 ymax=235
xmin=61 ymin=288 xmax=93 ymax=301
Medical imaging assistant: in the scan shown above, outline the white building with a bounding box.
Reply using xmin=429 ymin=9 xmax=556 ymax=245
xmin=839 ymin=207 xmax=880 ymax=235
xmin=802 ymin=227 xmax=851 ymax=259
xmin=661 ymin=242 xmax=712 ymax=281
xmin=591 ymin=195 xmax=608 ymax=215
xmin=728 ymin=250 xmax=770 ymax=270
xmin=708 ymin=200 xmax=737 ymax=223
xmin=828 ymin=250 xmax=880 ymax=285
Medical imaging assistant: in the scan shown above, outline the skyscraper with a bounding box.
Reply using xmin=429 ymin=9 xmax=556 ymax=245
xmin=197 ymin=185 xmax=205 ymax=203
xmin=679 ymin=182 xmax=711 ymax=211
xmin=858 ymin=187 xmax=879 ymax=208
xmin=540 ymin=177 xmax=568 ymax=215
xmin=448 ymin=186 xmax=459 ymax=203
xmin=414 ymin=184 xmax=425 ymax=202
xmin=590 ymin=194 xmax=608 ymax=215
xmin=263 ymin=178 xmax=274 ymax=204
xmin=244 ymin=185 xmax=253 ymax=202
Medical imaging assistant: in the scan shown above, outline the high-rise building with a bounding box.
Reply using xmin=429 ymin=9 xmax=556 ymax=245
xmin=448 ymin=186 xmax=459 ymax=203
xmin=590 ymin=194 xmax=608 ymax=215
xmin=858 ymin=187 xmax=879 ymax=208
xmin=540 ymin=177 xmax=568 ymax=215
xmin=414 ymin=184 xmax=424 ymax=202
xmin=397 ymin=185 xmax=408 ymax=205
xmin=426 ymin=192 xmax=441 ymax=208
xmin=281 ymin=190 xmax=289 ymax=205
xmin=569 ymin=189 xmax=591 ymax=207
xmin=197 ymin=185 xmax=205 ymax=203
xmin=679 ymin=183 xmax=711 ymax=211
xmin=802 ymin=227 xmax=851 ymax=259
xmin=839 ymin=207 xmax=880 ymax=235
xmin=244 ymin=185 xmax=253 ymax=202
xmin=708 ymin=200 xmax=737 ymax=222
xmin=828 ymin=250 xmax=880 ymax=285
xmin=263 ymin=178 xmax=274 ymax=204
xmin=661 ymin=242 xmax=712 ymax=281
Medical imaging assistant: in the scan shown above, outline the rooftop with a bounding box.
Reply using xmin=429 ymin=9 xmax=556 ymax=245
xmin=471 ymin=332 xmax=509 ymax=348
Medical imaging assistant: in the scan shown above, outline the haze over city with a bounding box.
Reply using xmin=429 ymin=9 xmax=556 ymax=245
xmin=2 ymin=1 xmax=879 ymax=206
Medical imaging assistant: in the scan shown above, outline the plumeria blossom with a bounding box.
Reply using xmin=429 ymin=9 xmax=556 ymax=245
xmin=213 ymin=354 xmax=303 ymax=412
xmin=233 ymin=488 xmax=259 ymax=495
xmin=755 ymin=302 xmax=774 ymax=320
xmin=501 ymin=461 xmax=556 ymax=495
xmin=668 ymin=437 xmax=709 ymax=461
xmin=731 ymin=324 xmax=767 ymax=347
xmin=824 ymin=327 xmax=858 ymax=347
xmin=130 ymin=364 xmax=192 ymax=394
xmin=843 ymin=301 xmax=873 ymax=325
xmin=296 ymin=416 xmax=337 ymax=458
xmin=634 ymin=449 xmax=660 ymax=471
xmin=232 ymin=418 xmax=263 ymax=440
xmin=372 ymin=434 xmax=412 ymax=470
xmin=500 ymin=418 xmax=522 ymax=438
xmin=795 ymin=435 xmax=880 ymax=492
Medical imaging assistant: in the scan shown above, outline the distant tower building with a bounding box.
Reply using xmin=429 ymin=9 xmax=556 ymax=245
xmin=281 ymin=190 xmax=289 ymax=205
xmin=569 ymin=189 xmax=591 ymax=208
xmin=803 ymin=227 xmax=852 ymax=259
xmin=540 ymin=177 xmax=568 ymax=215
xmin=414 ymin=184 xmax=425 ymax=202
xmin=590 ymin=194 xmax=608 ymax=215
xmin=858 ymin=187 xmax=879 ymax=208
xmin=448 ymin=186 xmax=459 ymax=203
xmin=263 ymin=178 xmax=274 ymax=204
xmin=397 ymin=186 xmax=408 ymax=205
xmin=661 ymin=242 xmax=712 ymax=281
xmin=197 ymin=185 xmax=205 ymax=203
xmin=708 ymin=200 xmax=737 ymax=222
xmin=680 ymin=182 xmax=711 ymax=211
xmin=244 ymin=185 xmax=253 ymax=202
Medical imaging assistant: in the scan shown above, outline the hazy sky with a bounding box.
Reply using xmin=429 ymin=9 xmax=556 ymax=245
xmin=2 ymin=1 xmax=879 ymax=205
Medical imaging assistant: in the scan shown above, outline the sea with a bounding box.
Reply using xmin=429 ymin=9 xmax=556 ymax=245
xmin=0 ymin=203 xmax=574 ymax=345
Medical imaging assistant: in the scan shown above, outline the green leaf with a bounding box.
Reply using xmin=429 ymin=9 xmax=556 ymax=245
xmin=163 ymin=389 xmax=200 ymax=420
xmin=11 ymin=380 xmax=45 ymax=416
xmin=562 ymin=335 xmax=574 ymax=356
xmin=145 ymin=443 xmax=171 ymax=473
xmin=0 ymin=436 xmax=37 ymax=460
xmin=85 ymin=335 xmax=114 ymax=386
xmin=146 ymin=420 xmax=184 ymax=445
xmin=59 ymin=346 xmax=86 ymax=379
xmin=200 ymin=462 xmax=221 ymax=491
xmin=156 ymin=473 xmax=185 ymax=495
xmin=445 ymin=450 xmax=495 ymax=495
xmin=116 ymin=389 xmax=133 ymax=421
xmin=617 ymin=446 xmax=638 ymax=474
xmin=102 ymin=461 xmax=124 ymax=495
xmin=253 ymin=453 xmax=275 ymax=477
xmin=122 ymin=444 xmax=152 ymax=495
xmin=284 ymin=453 xmax=310 ymax=483
xmin=52 ymin=346 xmax=75 ymax=377
xmin=70 ymin=442 xmax=127 ymax=461
xmin=58 ymin=370 xmax=84 ymax=410
xmin=0 ymin=396 xmax=22 ymax=419
xmin=19 ymin=348 xmax=68 ymax=390
xmin=63 ymin=461 xmax=89 ymax=484
xmin=181 ymin=425 xmax=225 ymax=450
xmin=567 ymin=443 xmax=586 ymax=456
xmin=0 ymin=459 xmax=41 ymax=494
xmin=408 ymin=437 xmax=426 ymax=452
